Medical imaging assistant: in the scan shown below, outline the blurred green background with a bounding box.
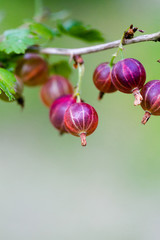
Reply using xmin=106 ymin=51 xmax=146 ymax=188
xmin=0 ymin=0 xmax=160 ymax=239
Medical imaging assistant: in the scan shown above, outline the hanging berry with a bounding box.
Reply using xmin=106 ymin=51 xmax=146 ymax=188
xmin=64 ymin=102 xmax=98 ymax=146
xmin=40 ymin=75 xmax=74 ymax=107
xmin=15 ymin=53 xmax=48 ymax=86
xmin=93 ymin=62 xmax=117 ymax=99
xmin=49 ymin=95 xmax=76 ymax=134
xmin=141 ymin=80 xmax=160 ymax=124
xmin=111 ymin=58 xmax=146 ymax=105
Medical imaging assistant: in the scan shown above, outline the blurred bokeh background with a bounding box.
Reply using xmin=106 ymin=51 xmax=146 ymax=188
xmin=0 ymin=0 xmax=160 ymax=239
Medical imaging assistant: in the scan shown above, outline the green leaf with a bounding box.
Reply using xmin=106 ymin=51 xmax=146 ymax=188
xmin=29 ymin=22 xmax=59 ymax=40
xmin=0 ymin=52 xmax=23 ymax=71
xmin=0 ymin=29 xmax=37 ymax=54
xmin=0 ymin=68 xmax=16 ymax=101
xmin=50 ymin=60 xmax=72 ymax=78
xmin=57 ymin=20 xmax=105 ymax=42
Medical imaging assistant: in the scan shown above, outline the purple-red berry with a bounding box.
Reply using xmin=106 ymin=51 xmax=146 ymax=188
xmin=40 ymin=75 xmax=74 ymax=107
xmin=111 ymin=58 xmax=146 ymax=105
xmin=64 ymin=102 xmax=98 ymax=146
xmin=49 ymin=95 xmax=76 ymax=134
xmin=141 ymin=80 xmax=160 ymax=124
xmin=15 ymin=53 xmax=48 ymax=86
xmin=93 ymin=62 xmax=117 ymax=99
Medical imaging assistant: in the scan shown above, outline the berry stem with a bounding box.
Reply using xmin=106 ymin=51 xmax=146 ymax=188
xmin=120 ymin=49 xmax=124 ymax=60
xmin=98 ymin=91 xmax=105 ymax=100
xmin=132 ymin=88 xmax=143 ymax=106
xmin=16 ymin=96 xmax=24 ymax=109
xmin=74 ymin=62 xmax=85 ymax=103
xmin=109 ymin=31 xmax=125 ymax=67
xmin=141 ymin=111 xmax=151 ymax=125
xmin=80 ymin=133 xmax=87 ymax=146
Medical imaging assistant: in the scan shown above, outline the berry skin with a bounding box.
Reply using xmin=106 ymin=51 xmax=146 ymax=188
xmin=64 ymin=102 xmax=98 ymax=146
xmin=111 ymin=58 xmax=146 ymax=105
xmin=40 ymin=75 xmax=74 ymax=107
xmin=15 ymin=53 xmax=48 ymax=86
xmin=141 ymin=80 xmax=160 ymax=124
xmin=49 ymin=95 xmax=76 ymax=134
xmin=93 ymin=62 xmax=117 ymax=99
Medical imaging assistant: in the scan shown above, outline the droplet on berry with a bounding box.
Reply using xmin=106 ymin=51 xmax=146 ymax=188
xmin=141 ymin=80 xmax=160 ymax=124
xmin=49 ymin=95 xmax=76 ymax=134
xmin=15 ymin=53 xmax=48 ymax=86
xmin=64 ymin=102 xmax=98 ymax=146
xmin=111 ymin=58 xmax=146 ymax=105
xmin=93 ymin=62 xmax=117 ymax=99
xmin=40 ymin=75 xmax=74 ymax=107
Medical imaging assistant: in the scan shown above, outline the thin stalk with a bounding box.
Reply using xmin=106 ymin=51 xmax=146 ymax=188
xmin=34 ymin=0 xmax=44 ymax=21
xmin=109 ymin=32 xmax=125 ymax=67
xmin=74 ymin=64 xmax=85 ymax=102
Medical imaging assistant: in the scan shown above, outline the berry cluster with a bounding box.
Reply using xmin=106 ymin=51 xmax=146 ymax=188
xmin=14 ymin=53 xmax=98 ymax=146
xmin=7 ymin=52 xmax=160 ymax=147
xmin=93 ymin=58 xmax=160 ymax=125
xmin=94 ymin=58 xmax=146 ymax=105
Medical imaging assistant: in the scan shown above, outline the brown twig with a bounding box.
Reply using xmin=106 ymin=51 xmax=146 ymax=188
xmin=40 ymin=31 xmax=160 ymax=56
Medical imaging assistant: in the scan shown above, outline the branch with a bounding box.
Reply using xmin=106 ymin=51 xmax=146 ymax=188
xmin=40 ymin=31 xmax=160 ymax=56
